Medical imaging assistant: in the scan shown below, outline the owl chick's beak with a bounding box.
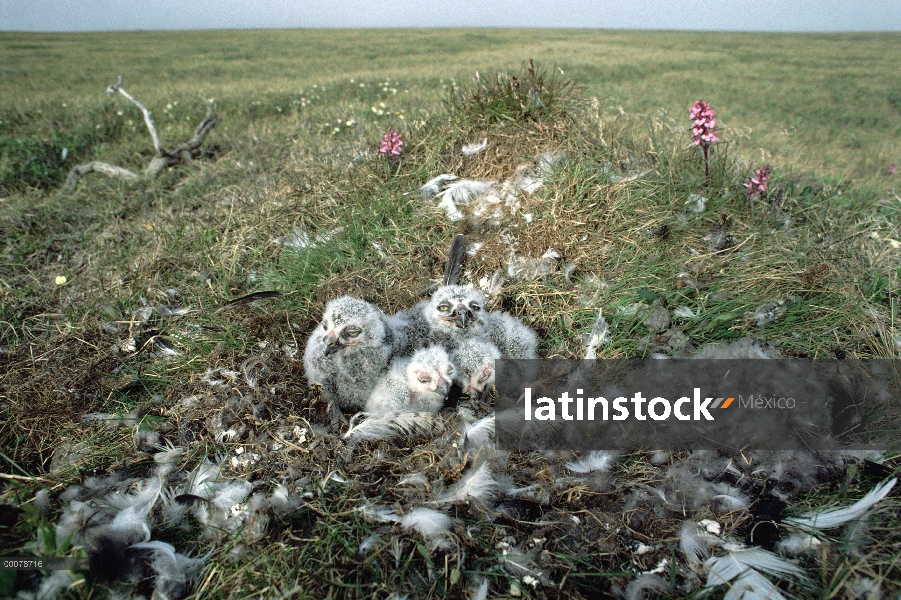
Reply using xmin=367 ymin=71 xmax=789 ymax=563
xmin=323 ymin=332 xmax=340 ymax=355
xmin=436 ymin=377 xmax=451 ymax=396
xmin=453 ymin=305 xmax=473 ymax=328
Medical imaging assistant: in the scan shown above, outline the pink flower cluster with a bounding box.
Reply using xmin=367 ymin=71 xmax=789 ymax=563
xmin=689 ymin=100 xmax=718 ymax=146
xmin=745 ymin=165 xmax=772 ymax=199
xmin=379 ymin=128 xmax=404 ymax=159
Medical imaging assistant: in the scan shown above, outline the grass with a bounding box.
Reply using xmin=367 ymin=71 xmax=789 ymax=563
xmin=0 ymin=28 xmax=900 ymax=599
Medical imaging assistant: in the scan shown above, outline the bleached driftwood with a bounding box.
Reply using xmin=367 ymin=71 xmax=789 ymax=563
xmin=64 ymin=76 xmax=218 ymax=190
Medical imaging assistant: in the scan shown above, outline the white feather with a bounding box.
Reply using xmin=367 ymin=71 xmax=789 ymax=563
xmin=722 ymin=568 xmax=790 ymax=600
xmin=679 ymin=521 xmax=713 ymax=567
xmin=269 ymin=484 xmax=300 ymax=515
xmin=784 ymin=477 xmax=896 ymax=530
xmin=358 ymin=503 xmax=400 ymax=523
xmin=359 ymin=533 xmax=382 ymax=553
xmin=398 ymin=473 xmax=428 ymax=487
xmin=705 ymin=546 xmax=806 ymax=593
xmin=32 ymin=570 xmax=72 ymax=600
xmin=438 ymin=462 xmax=497 ymax=505
xmin=714 ymin=491 xmax=750 ymax=510
xmin=775 ymin=533 xmax=821 ymax=555
xmin=461 ymin=415 xmax=495 ymax=449
xmin=583 ymin=309 xmax=610 ymax=360
xmin=400 ymin=507 xmax=452 ymax=539
xmin=103 ymin=476 xmax=162 ymax=515
xmin=565 ymin=450 xmax=616 ymax=474
xmin=461 ymin=138 xmax=488 ymax=156
xmin=624 ymin=573 xmax=668 ymax=600
xmin=210 ymin=481 xmax=252 ymax=511
xmin=420 ymin=174 xmax=458 ymax=199
xmin=343 ymin=411 xmax=443 ymax=443
xmin=470 ymin=578 xmax=489 ymax=600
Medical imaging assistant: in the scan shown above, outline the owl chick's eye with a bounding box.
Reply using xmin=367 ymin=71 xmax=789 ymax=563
xmin=478 ymin=367 xmax=492 ymax=382
xmin=470 ymin=303 xmax=481 ymax=311
xmin=446 ymin=366 xmax=454 ymax=376
xmin=344 ymin=326 xmax=362 ymax=338
xmin=437 ymin=302 xmax=451 ymax=312
xmin=417 ymin=373 xmax=431 ymax=383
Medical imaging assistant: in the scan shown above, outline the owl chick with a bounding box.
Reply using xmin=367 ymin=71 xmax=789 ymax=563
xmin=423 ymin=285 xmax=488 ymax=350
xmin=304 ymin=295 xmax=399 ymax=410
xmin=451 ymin=338 xmax=501 ymax=396
xmin=485 ymin=311 xmax=538 ymax=359
xmin=365 ymin=346 xmax=455 ymax=414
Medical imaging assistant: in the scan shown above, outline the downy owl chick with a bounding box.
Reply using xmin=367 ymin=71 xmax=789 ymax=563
xmin=304 ymin=295 xmax=398 ymax=410
xmin=451 ymin=338 xmax=501 ymax=396
xmin=365 ymin=346 xmax=455 ymax=414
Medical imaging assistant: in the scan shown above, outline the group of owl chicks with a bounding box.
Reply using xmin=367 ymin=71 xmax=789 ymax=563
xmin=303 ymin=278 xmax=537 ymax=417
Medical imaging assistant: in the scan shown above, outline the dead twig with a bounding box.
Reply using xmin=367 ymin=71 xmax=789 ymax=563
xmin=63 ymin=76 xmax=218 ymax=191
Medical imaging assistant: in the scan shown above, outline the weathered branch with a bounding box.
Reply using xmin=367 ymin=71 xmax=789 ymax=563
xmin=63 ymin=161 xmax=139 ymax=190
xmin=144 ymin=101 xmax=218 ymax=178
xmin=107 ymin=75 xmax=163 ymax=155
xmin=64 ymin=77 xmax=218 ymax=191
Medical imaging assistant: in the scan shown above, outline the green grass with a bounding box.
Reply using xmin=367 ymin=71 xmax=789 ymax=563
xmin=0 ymin=29 xmax=900 ymax=599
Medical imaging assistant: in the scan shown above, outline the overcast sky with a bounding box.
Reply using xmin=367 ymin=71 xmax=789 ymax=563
xmin=1 ymin=0 xmax=900 ymax=32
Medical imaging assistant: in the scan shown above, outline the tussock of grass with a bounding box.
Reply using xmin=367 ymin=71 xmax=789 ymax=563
xmin=1 ymin=31 xmax=900 ymax=599
xmin=444 ymin=59 xmax=583 ymax=127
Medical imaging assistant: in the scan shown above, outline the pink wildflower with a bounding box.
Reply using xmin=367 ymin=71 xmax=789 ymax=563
xmin=689 ymin=100 xmax=718 ymax=146
xmin=889 ymin=164 xmax=898 ymax=175
xmin=745 ymin=165 xmax=772 ymax=200
xmin=379 ymin=128 xmax=404 ymax=159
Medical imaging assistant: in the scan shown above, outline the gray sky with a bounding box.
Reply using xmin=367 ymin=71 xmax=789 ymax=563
xmin=1 ymin=0 xmax=900 ymax=32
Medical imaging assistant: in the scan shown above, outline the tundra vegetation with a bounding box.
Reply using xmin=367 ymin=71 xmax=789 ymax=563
xmin=1 ymin=29 xmax=900 ymax=599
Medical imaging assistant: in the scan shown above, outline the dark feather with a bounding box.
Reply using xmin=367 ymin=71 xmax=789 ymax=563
xmin=443 ymin=234 xmax=467 ymax=286
xmin=226 ymin=290 xmax=283 ymax=305
xmin=173 ymin=494 xmax=211 ymax=506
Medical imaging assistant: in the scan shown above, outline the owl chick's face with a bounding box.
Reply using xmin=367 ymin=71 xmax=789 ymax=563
xmin=453 ymin=339 xmax=501 ymax=396
xmin=461 ymin=359 xmax=496 ymax=396
xmin=406 ymin=347 xmax=454 ymax=398
xmin=320 ymin=296 xmax=384 ymax=356
xmin=428 ymin=285 xmax=487 ymax=335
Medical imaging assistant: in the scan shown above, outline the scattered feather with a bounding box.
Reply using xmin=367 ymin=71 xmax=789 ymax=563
xmin=582 ymin=309 xmax=610 ymax=360
xmin=462 ymin=138 xmax=488 ymax=156
xmin=507 ymin=248 xmax=560 ymax=281
xmin=714 ymin=490 xmax=750 ymax=510
xmin=685 ymin=194 xmax=708 ymax=215
xmin=82 ymin=412 xmax=141 ymax=427
xmin=343 ymin=412 xmax=444 ymax=443
xmin=565 ymin=450 xmax=616 ymax=474
xmin=680 ymin=521 xmax=713 ymax=567
xmin=156 ymin=305 xmax=190 ymax=317
xmin=743 ymin=297 xmax=796 ymax=327
xmin=470 ymin=579 xmax=489 ymax=600
xmin=420 ymin=174 xmax=458 ymax=199
xmin=359 ymin=533 xmax=382 ymax=554
xmin=276 ymin=227 xmax=342 ymax=251
xmin=775 ymin=533 xmax=821 ymax=555
xmin=400 ymin=507 xmax=452 ymax=539
xmin=152 ymin=335 xmax=180 ymax=356
xmin=706 ymin=546 xmax=806 ymax=586
xmin=784 ymin=477 xmax=896 ymax=530
xmin=269 ymin=484 xmax=300 ymax=515
xmin=673 ymin=306 xmax=696 ymax=319
xmin=398 ymin=473 xmax=428 ymax=487
xmin=624 ymin=573 xmax=668 ymax=600
xmin=226 ymin=290 xmax=283 ymax=305
xmin=438 ymin=462 xmax=497 ymax=505
xmin=461 ymin=415 xmax=495 ymax=450
xmin=358 ymin=503 xmax=400 ymax=524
